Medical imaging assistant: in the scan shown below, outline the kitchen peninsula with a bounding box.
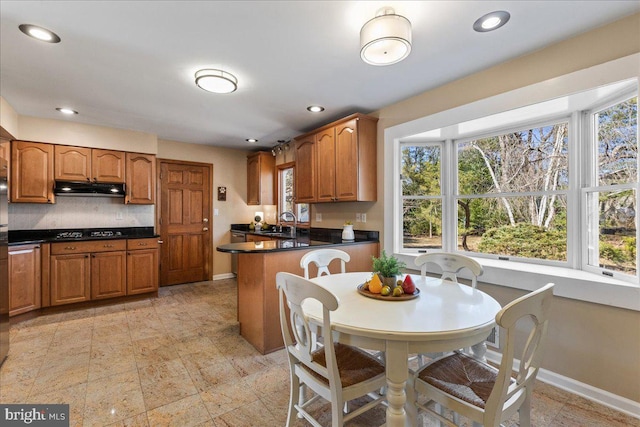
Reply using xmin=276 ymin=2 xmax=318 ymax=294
xmin=217 ymin=227 xmax=379 ymax=354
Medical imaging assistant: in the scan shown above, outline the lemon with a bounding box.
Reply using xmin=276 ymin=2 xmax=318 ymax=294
xmin=381 ymin=285 xmax=391 ymax=296
xmin=392 ymin=286 xmax=404 ymax=297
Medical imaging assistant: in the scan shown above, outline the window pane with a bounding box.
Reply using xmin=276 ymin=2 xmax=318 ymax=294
xmin=458 ymin=123 xmax=569 ymax=195
xmin=401 ymin=145 xmax=440 ymax=196
xmin=280 ymin=167 xmax=294 ymax=214
xmin=457 ymin=195 xmax=568 ymax=261
xmin=596 ymin=97 xmax=638 ymax=185
xmin=587 ymin=189 xmax=637 ymax=275
xmin=297 ymin=204 xmax=309 ymax=223
xmin=402 ymin=198 xmax=442 ymax=249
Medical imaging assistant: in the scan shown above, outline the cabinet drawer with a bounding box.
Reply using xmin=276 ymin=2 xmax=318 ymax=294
xmin=127 ymin=238 xmax=159 ymax=250
xmin=51 ymin=239 xmax=127 ymax=255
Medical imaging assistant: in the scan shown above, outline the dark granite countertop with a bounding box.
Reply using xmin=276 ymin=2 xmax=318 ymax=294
xmin=9 ymin=226 xmax=158 ymax=246
xmin=219 ymin=225 xmax=379 ymax=253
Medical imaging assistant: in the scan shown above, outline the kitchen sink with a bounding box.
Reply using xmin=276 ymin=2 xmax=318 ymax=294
xmin=261 ymin=232 xmax=295 ymax=238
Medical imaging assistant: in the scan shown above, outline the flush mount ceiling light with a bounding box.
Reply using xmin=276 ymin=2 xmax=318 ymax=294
xmin=307 ymin=105 xmax=325 ymax=113
xmin=195 ymin=69 xmax=238 ymax=94
xmin=246 ymin=138 xmax=258 ymax=143
xmin=473 ymin=11 xmax=511 ymax=32
xmin=360 ymin=7 xmax=412 ymax=66
xmin=56 ymin=107 xmax=78 ymax=115
xmin=19 ymin=24 xmax=61 ymax=43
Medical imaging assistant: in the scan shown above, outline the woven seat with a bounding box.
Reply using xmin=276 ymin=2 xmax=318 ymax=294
xmin=276 ymin=272 xmax=386 ymax=427
xmin=417 ymin=352 xmax=513 ymax=409
xmin=412 ymin=283 xmax=554 ymax=427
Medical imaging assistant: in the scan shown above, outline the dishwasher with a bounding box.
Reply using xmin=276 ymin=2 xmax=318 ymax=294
xmin=230 ymin=231 xmax=246 ymax=275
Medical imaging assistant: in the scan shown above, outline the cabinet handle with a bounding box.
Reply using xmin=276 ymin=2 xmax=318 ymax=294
xmin=64 ymin=246 xmax=76 ymax=250
xmin=86 ymin=177 xmax=91 ymax=182
xmin=138 ymin=243 xmax=147 ymax=246
xmin=158 ymin=240 xmax=164 ymax=244
xmin=85 ymin=255 xmax=89 ymax=258
xmin=103 ymin=244 xmax=114 ymax=248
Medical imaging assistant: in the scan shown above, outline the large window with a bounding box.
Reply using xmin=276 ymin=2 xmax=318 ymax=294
xmin=395 ymin=81 xmax=638 ymax=283
xmin=456 ymin=121 xmax=569 ymax=262
xmin=584 ymin=95 xmax=638 ymax=276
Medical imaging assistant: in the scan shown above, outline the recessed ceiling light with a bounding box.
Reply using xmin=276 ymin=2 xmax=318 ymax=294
xmin=19 ymin=24 xmax=61 ymax=43
xmin=473 ymin=11 xmax=510 ymax=32
xmin=195 ymin=69 xmax=238 ymax=94
xmin=307 ymin=105 xmax=325 ymax=113
xmin=246 ymin=138 xmax=258 ymax=143
xmin=56 ymin=107 xmax=78 ymax=115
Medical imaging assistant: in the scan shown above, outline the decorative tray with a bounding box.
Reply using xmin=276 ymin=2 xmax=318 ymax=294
xmin=356 ymin=283 xmax=420 ymax=301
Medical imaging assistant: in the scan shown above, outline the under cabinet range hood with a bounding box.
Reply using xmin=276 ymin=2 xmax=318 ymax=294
xmin=54 ymin=181 xmax=126 ymax=197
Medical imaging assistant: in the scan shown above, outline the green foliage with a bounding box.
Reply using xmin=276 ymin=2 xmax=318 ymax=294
xmin=372 ymin=250 xmax=406 ymax=277
xmin=623 ymin=237 xmax=636 ymax=259
xmin=599 ymin=242 xmax=628 ymax=263
xmin=478 ymin=223 xmax=566 ymax=260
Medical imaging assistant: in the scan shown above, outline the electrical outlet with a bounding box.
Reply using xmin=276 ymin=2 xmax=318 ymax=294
xmin=316 ymin=213 xmax=322 ymax=222
xmin=356 ymin=213 xmax=361 ymax=222
xmin=116 ymin=211 xmax=123 ymax=220
xmin=361 ymin=213 xmax=367 ymax=223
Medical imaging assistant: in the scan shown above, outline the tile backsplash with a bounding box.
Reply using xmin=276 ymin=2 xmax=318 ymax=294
xmin=9 ymin=197 xmax=155 ymax=230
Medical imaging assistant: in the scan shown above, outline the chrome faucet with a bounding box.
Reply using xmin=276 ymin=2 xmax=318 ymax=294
xmin=280 ymin=211 xmax=297 ymax=237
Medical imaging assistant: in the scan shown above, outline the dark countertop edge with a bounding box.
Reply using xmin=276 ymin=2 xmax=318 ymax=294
xmin=230 ymin=224 xmax=379 ymax=242
xmin=9 ymin=226 xmax=157 ymax=245
xmin=217 ymin=239 xmax=378 ymax=254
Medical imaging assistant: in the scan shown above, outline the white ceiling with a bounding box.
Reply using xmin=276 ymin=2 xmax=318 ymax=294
xmin=1 ymin=1 xmax=638 ymax=150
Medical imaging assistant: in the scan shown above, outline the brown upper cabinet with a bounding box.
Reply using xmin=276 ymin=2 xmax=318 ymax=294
xmin=294 ymin=113 xmax=378 ymax=203
xmin=55 ymin=145 xmax=125 ymax=183
xmin=125 ymin=152 xmax=156 ymax=205
xmin=11 ymin=141 xmax=55 ymax=203
xmin=247 ymin=151 xmax=275 ymax=205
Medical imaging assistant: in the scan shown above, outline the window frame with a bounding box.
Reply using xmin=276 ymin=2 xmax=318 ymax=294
xmin=383 ymin=56 xmax=639 ymax=311
xmin=276 ymin=162 xmax=310 ymax=227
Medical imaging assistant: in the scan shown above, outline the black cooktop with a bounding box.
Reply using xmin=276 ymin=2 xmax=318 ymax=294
xmin=9 ymin=226 xmax=156 ymax=245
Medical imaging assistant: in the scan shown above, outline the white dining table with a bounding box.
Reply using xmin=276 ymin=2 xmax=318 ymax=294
xmin=303 ymin=271 xmax=502 ymax=427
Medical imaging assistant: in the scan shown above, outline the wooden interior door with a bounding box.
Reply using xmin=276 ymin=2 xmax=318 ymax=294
xmin=158 ymin=160 xmax=211 ymax=286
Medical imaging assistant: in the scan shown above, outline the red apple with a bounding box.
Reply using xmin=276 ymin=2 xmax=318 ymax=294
xmin=402 ymin=275 xmax=416 ymax=294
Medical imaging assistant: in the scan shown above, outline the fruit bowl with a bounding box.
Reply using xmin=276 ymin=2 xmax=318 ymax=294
xmin=356 ymin=283 xmax=420 ymax=301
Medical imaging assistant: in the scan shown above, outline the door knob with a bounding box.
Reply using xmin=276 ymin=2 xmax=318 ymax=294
xmin=203 ymin=218 xmax=209 ymax=223
xmin=203 ymin=227 xmax=209 ymax=231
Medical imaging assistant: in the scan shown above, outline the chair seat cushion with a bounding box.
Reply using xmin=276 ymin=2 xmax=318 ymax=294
xmin=307 ymin=343 xmax=385 ymax=387
xmin=417 ymin=352 xmax=511 ymax=409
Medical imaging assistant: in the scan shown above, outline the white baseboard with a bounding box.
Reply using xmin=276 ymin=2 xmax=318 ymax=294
xmin=485 ymin=349 xmax=640 ymax=419
xmin=212 ymin=273 xmax=236 ymax=281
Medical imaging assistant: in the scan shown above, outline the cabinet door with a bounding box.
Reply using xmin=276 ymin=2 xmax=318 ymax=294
xmin=92 ymin=149 xmax=125 ymax=183
xmin=294 ymin=136 xmax=316 ymax=203
xmin=50 ymin=254 xmax=91 ymax=305
xmin=11 ymin=141 xmax=54 ymax=203
xmin=54 ymin=145 xmax=91 ymax=181
xmin=91 ymin=251 xmax=126 ymax=299
xmin=334 ymin=118 xmax=359 ymax=201
xmin=247 ymin=152 xmax=274 ymax=205
xmin=315 ymin=127 xmax=336 ymax=202
xmin=125 ymin=152 xmax=156 ymax=204
xmin=127 ymin=249 xmax=158 ymax=294
xmin=8 ymin=245 xmax=41 ymax=316
xmin=245 ymin=234 xmax=271 ymax=242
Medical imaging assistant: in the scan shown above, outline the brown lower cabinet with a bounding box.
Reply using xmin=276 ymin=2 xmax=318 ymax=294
xmin=127 ymin=238 xmax=159 ymax=294
xmin=49 ymin=239 xmax=157 ymax=306
xmin=8 ymin=244 xmax=42 ymax=316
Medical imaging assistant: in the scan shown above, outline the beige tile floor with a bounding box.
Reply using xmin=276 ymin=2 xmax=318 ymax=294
xmin=1 ymin=279 xmax=638 ymax=427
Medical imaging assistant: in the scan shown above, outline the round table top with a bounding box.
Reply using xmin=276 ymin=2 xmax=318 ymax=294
xmin=303 ymin=272 xmax=502 ymax=342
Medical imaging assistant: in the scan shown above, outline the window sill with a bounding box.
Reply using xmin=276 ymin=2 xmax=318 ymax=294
xmin=397 ymin=253 xmax=640 ymax=312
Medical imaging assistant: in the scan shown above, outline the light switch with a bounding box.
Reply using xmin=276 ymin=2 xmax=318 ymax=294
xmin=356 ymin=213 xmax=361 ymax=222
xmin=361 ymin=213 xmax=367 ymax=223
xmin=214 ymin=209 xmax=219 ymax=216
xmin=316 ymin=213 xmax=322 ymax=222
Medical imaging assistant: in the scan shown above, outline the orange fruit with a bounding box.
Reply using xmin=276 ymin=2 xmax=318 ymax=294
xmin=368 ymin=274 xmax=383 ymax=294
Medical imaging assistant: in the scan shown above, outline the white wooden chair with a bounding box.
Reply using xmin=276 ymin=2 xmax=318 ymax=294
xmin=411 ymin=283 xmax=555 ymax=427
xmin=414 ymin=252 xmax=483 ymax=289
xmin=300 ymin=249 xmax=351 ymax=279
xmin=276 ymin=272 xmax=386 ymax=427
